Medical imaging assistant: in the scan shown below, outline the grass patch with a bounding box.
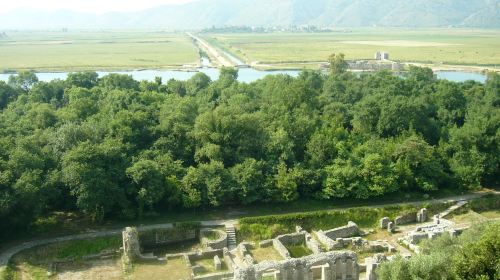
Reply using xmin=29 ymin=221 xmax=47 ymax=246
xmin=13 ymin=236 xmax=121 ymax=265
xmin=287 ymin=244 xmax=312 ymax=258
xmin=469 ymin=194 xmax=500 ymax=213
xmin=0 ymin=31 xmax=199 ymax=72
xmin=193 ymin=258 xmax=228 ymax=275
xmin=479 ymin=210 xmax=500 ymax=219
xmin=55 ymin=237 xmax=121 ymax=260
xmin=239 ymin=202 xmax=450 ymax=241
xmin=205 ymin=29 xmax=500 ymax=67
xmin=250 ymin=247 xmax=284 ymax=263
xmin=132 ymin=257 xmax=191 ymax=280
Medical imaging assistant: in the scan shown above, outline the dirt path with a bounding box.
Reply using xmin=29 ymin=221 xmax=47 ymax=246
xmin=187 ymin=33 xmax=235 ymax=67
xmin=1 ymin=192 xmax=497 ymax=271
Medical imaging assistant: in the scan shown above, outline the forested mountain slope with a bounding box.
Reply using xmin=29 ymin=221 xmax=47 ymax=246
xmin=1 ymin=0 xmax=499 ymax=29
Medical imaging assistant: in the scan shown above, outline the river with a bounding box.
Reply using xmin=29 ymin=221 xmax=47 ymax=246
xmin=0 ymin=69 xmax=488 ymax=84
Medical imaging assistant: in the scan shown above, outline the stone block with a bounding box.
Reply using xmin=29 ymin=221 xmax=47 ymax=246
xmin=417 ymin=208 xmax=428 ymax=223
xmin=214 ymin=255 xmax=222 ymax=271
xmin=380 ymin=217 xmax=390 ymax=229
xmin=387 ymin=222 xmax=395 ymax=233
xmin=259 ymin=239 xmax=273 ymax=248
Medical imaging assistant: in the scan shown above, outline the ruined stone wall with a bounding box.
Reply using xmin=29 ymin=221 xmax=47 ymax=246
xmin=322 ymin=221 xmax=359 ymax=240
xmin=313 ymin=230 xmax=336 ymax=250
xmin=200 ymin=229 xmax=228 ymax=250
xmin=193 ymin=272 xmax=234 ymax=280
xmin=273 ymin=238 xmax=291 ymax=259
xmin=233 ymin=251 xmax=359 ymax=280
xmin=394 ymin=212 xmax=417 ymax=226
xmin=304 ymin=232 xmax=322 ymax=254
xmin=273 ymin=232 xmax=308 ymax=259
xmin=140 ymin=227 xmax=197 ymax=247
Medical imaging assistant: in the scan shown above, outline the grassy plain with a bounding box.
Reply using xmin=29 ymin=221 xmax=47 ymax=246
xmin=204 ymin=28 xmax=500 ymax=68
xmin=0 ymin=31 xmax=199 ymax=72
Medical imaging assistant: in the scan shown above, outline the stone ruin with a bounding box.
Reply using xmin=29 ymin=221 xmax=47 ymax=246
xmin=120 ymin=220 xmax=402 ymax=279
xmin=313 ymin=222 xmax=360 ymax=250
xmin=234 ymin=251 xmax=359 ymax=280
xmin=378 ymin=208 xmax=428 ymax=233
xmin=122 ymin=227 xmax=141 ymax=262
xmin=269 ymin=226 xmax=322 ymax=259
xmin=365 ymin=254 xmax=388 ymax=280
xmin=200 ymin=228 xmax=228 ymax=250
xmin=399 ymin=201 xmax=469 ymax=253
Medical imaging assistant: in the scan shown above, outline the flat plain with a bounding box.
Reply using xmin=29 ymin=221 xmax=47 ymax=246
xmin=0 ymin=31 xmax=199 ymax=72
xmin=204 ymin=28 xmax=500 ymax=69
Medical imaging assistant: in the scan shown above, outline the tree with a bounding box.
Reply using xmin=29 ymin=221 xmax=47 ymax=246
xmin=62 ymin=139 xmax=128 ymax=222
xmin=453 ymin=223 xmax=500 ymax=280
xmin=230 ymin=158 xmax=265 ymax=205
xmin=274 ymin=162 xmax=299 ymax=202
xmin=8 ymin=70 xmax=39 ymax=91
xmin=0 ymin=81 xmax=16 ymax=109
xmin=66 ymin=71 xmax=99 ymax=89
xmin=328 ymin=53 xmax=348 ymax=75
xmin=126 ymin=159 xmax=166 ymax=217
xmin=99 ymin=73 xmax=139 ymax=90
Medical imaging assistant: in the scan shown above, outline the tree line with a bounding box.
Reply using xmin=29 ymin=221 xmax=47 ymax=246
xmin=0 ymin=58 xmax=498 ymax=235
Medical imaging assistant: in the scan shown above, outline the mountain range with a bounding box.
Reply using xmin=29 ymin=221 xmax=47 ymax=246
xmin=1 ymin=0 xmax=499 ymax=29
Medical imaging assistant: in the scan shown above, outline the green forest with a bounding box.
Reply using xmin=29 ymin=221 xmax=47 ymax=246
xmin=0 ymin=60 xmax=499 ymax=237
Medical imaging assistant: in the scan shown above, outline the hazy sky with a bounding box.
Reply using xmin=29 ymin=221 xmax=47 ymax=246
xmin=1 ymin=0 xmax=198 ymax=14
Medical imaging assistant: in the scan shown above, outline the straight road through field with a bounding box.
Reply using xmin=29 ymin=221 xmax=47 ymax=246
xmin=188 ymin=32 xmax=235 ymax=67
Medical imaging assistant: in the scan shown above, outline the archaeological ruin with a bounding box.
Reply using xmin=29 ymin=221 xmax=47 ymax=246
xmin=118 ymin=201 xmax=471 ymax=280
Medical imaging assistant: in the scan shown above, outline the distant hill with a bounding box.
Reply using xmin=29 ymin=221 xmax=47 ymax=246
xmin=1 ymin=0 xmax=499 ymax=29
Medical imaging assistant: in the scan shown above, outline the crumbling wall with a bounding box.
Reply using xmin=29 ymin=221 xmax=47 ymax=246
xmin=233 ymin=251 xmax=359 ymax=280
xmin=394 ymin=212 xmax=417 ymax=225
xmin=365 ymin=254 xmax=387 ymax=280
xmin=200 ymin=229 xmax=228 ymax=250
xmin=322 ymin=221 xmax=359 ymax=240
xmin=140 ymin=227 xmax=197 ymax=247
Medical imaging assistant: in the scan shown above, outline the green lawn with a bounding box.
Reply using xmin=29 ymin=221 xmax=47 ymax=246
xmin=0 ymin=31 xmax=199 ymax=72
xmin=204 ymin=28 xmax=500 ymax=67
xmin=287 ymin=244 xmax=313 ymax=258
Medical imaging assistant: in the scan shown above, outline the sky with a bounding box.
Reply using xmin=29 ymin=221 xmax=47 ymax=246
xmin=0 ymin=0 xmax=199 ymax=14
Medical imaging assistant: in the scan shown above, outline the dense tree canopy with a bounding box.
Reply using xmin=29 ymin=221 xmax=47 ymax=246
xmin=0 ymin=67 xmax=498 ymax=234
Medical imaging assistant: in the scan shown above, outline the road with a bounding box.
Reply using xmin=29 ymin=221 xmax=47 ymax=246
xmin=0 ymin=191 xmax=497 ymax=270
xmin=187 ymin=32 xmax=235 ymax=67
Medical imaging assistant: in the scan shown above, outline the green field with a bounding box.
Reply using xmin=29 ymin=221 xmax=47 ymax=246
xmin=204 ymin=28 xmax=500 ymax=68
xmin=0 ymin=31 xmax=199 ymax=72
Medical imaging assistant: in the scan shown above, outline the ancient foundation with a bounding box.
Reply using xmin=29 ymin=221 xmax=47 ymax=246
xmin=234 ymin=251 xmax=359 ymax=280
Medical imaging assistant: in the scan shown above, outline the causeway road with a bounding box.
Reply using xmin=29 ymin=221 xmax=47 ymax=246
xmin=188 ymin=32 xmax=235 ymax=67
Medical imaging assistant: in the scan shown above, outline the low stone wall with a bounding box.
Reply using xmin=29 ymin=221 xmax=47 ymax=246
xmin=273 ymin=232 xmax=313 ymax=259
xmin=313 ymin=222 xmax=359 ymax=250
xmin=237 ymin=243 xmax=256 ymax=266
xmin=200 ymin=229 xmax=228 ymax=250
xmin=303 ymin=232 xmax=322 ymax=254
xmin=394 ymin=212 xmax=417 ymax=226
xmin=186 ymin=249 xmax=224 ymax=263
xmin=140 ymin=227 xmax=197 ymax=247
xmin=223 ymin=248 xmax=237 ymax=271
xmin=273 ymin=238 xmax=291 ymax=259
xmin=194 ymin=271 xmax=234 ymax=280
xmin=322 ymin=221 xmax=359 ymax=240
